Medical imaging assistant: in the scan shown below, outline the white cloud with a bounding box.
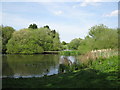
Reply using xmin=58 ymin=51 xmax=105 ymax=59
xmin=79 ymin=0 xmax=102 ymax=7
xmin=77 ymin=0 xmax=119 ymax=7
xmin=40 ymin=2 xmax=95 ymax=18
xmin=54 ymin=10 xmax=63 ymax=15
xmin=79 ymin=0 xmax=119 ymax=2
xmin=1 ymin=0 xmax=77 ymax=2
xmin=72 ymin=0 xmax=103 ymax=8
xmin=103 ymin=10 xmax=120 ymax=17
xmin=39 ymin=2 xmax=64 ymax=16
xmin=1 ymin=0 xmax=119 ymax=2
xmin=83 ymin=0 xmax=102 ymax=2
xmin=80 ymin=2 xmax=88 ymax=7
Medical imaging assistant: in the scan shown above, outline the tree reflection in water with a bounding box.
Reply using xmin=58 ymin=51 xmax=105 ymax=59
xmin=2 ymin=55 xmax=80 ymax=78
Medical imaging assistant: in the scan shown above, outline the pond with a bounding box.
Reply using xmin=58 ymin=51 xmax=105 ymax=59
xmin=2 ymin=54 xmax=81 ymax=78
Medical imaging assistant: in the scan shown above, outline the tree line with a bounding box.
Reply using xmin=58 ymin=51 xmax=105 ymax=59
xmin=62 ymin=24 xmax=118 ymax=54
xmin=1 ymin=24 xmax=61 ymax=54
xmin=0 ymin=24 xmax=118 ymax=54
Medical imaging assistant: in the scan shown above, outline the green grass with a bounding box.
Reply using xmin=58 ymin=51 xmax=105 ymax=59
xmin=90 ymin=56 xmax=118 ymax=73
xmin=3 ymin=56 xmax=119 ymax=88
xmin=59 ymin=50 xmax=81 ymax=56
xmin=3 ymin=69 xmax=119 ymax=88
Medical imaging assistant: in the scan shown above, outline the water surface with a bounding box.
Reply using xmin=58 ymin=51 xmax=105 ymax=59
xmin=2 ymin=54 xmax=80 ymax=78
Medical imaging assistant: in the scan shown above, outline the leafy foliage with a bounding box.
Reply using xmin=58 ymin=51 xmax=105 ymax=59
xmin=90 ymin=56 xmax=118 ymax=73
xmin=61 ymin=41 xmax=67 ymax=45
xmin=59 ymin=51 xmax=81 ymax=56
xmin=78 ymin=24 xmax=118 ymax=54
xmin=7 ymin=27 xmax=61 ymax=54
xmin=1 ymin=26 xmax=15 ymax=53
xmin=28 ymin=24 xmax=38 ymax=29
xmin=68 ymin=38 xmax=82 ymax=50
xmin=44 ymin=25 xmax=50 ymax=29
xmin=0 ymin=26 xmax=2 ymax=53
xmin=2 ymin=24 xmax=118 ymax=54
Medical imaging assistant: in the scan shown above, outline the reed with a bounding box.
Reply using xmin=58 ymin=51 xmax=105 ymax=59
xmin=79 ymin=49 xmax=118 ymax=66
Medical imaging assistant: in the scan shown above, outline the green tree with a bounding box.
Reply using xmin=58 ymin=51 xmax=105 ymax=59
xmin=62 ymin=41 xmax=67 ymax=45
xmin=78 ymin=24 xmax=118 ymax=54
xmin=78 ymin=37 xmax=94 ymax=54
xmin=52 ymin=33 xmax=61 ymax=51
xmin=7 ymin=26 xmax=61 ymax=54
xmin=88 ymin=24 xmax=107 ymax=38
xmin=1 ymin=26 xmax=15 ymax=53
xmin=88 ymin=24 xmax=118 ymax=49
xmin=36 ymin=28 xmax=53 ymax=51
xmin=68 ymin=38 xmax=82 ymax=50
xmin=0 ymin=26 xmax=2 ymax=53
xmin=28 ymin=24 xmax=38 ymax=29
xmin=7 ymin=29 xmax=43 ymax=54
xmin=44 ymin=25 xmax=50 ymax=29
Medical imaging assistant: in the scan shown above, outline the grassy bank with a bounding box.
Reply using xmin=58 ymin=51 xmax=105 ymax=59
xmin=43 ymin=51 xmax=60 ymax=54
xmin=3 ymin=56 xmax=119 ymax=88
xmin=59 ymin=50 xmax=81 ymax=56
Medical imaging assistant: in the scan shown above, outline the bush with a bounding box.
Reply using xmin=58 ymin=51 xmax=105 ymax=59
xmin=6 ymin=27 xmax=61 ymax=54
xmin=78 ymin=24 xmax=118 ymax=54
xmin=6 ymin=29 xmax=44 ymax=54
xmin=1 ymin=26 xmax=15 ymax=53
xmin=59 ymin=51 xmax=81 ymax=56
xmin=68 ymin=38 xmax=82 ymax=50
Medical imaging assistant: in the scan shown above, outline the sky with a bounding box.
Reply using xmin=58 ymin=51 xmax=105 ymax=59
xmin=1 ymin=0 xmax=119 ymax=43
